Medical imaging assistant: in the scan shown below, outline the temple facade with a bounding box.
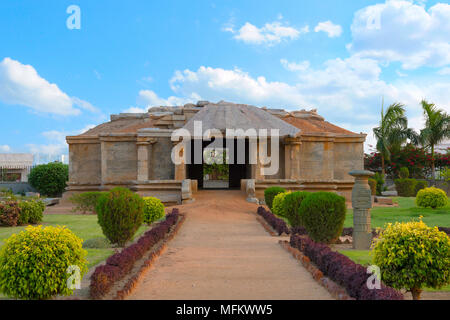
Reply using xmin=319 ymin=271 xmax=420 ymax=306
xmin=65 ymin=101 xmax=366 ymax=204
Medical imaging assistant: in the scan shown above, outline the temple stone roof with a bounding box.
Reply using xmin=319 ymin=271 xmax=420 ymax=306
xmin=80 ymin=100 xmax=360 ymax=137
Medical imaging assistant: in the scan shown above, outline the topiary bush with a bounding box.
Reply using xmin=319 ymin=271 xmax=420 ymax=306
xmin=399 ymin=167 xmax=409 ymax=179
xmin=298 ymin=192 xmax=346 ymax=244
xmin=414 ymin=180 xmax=428 ymax=196
xmin=368 ymin=178 xmax=377 ymax=196
xmin=272 ymin=192 xmax=289 ymax=217
xmin=28 ymin=162 xmax=69 ymax=197
xmin=373 ymin=219 xmax=450 ymax=300
xmin=17 ymin=199 xmax=45 ymax=225
xmin=264 ymin=186 xmax=286 ymax=210
xmin=416 ymin=187 xmax=448 ymax=209
xmin=394 ymin=178 xmax=417 ymax=197
xmin=143 ymin=197 xmax=165 ymax=225
xmin=0 ymin=225 xmax=88 ymax=300
xmin=96 ymin=187 xmax=144 ymax=247
xmin=0 ymin=201 xmax=20 ymax=226
xmin=70 ymin=191 xmax=108 ymax=214
xmin=284 ymin=191 xmax=310 ymax=227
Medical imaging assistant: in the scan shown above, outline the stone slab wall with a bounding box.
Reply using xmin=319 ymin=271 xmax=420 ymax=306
xmin=69 ymin=143 xmax=102 ymax=185
xmin=150 ymin=137 xmax=175 ymax=180
xmin=102 ymin=141 xmax=137 ymax=183
xmin=334 ymin=142 xmax=364 ymax=181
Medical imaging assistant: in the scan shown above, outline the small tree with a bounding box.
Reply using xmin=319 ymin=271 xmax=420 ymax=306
xmin=373 ymin=219 xmax=450 ymax=300
xmin=96 ymin=187 xmax=144 ymax=247
xmin=28 ymin=162 xmax=69 ymax=197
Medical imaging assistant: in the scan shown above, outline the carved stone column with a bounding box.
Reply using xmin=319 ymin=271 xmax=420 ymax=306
xmin=349 ymin=170 xmax=374 ymax=249
xmin=284 ymin=137 xmax=302 ymax=179
xmin=173 ymin=140 xmax=186 ymax=180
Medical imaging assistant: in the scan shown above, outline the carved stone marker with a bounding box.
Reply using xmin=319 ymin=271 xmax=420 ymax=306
xmin=246 ymin=179 xmax=258 ymax=203
xmin=349 ymin=170 xmax=374 ymax=250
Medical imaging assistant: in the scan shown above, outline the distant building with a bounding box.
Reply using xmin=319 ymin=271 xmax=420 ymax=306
xmin=0 ymin=153 xmax=34 ymax=182
xmin=66 ymin=101 xmax=366 ymax=204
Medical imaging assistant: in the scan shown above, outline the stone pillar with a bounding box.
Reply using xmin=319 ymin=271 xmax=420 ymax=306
xmin=349 ymin=170 xmax=374 ymax=250
xmin=137 ymin=138 xmax=156 ymax=181
xmin=284 ymin=137 xmax=302 ymax=179
xmin=173 ymin=141 xmax=186 ymax=180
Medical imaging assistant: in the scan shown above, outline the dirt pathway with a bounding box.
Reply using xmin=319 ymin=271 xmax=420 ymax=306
xmin=127 ymin=190 xmax=333 ymax=300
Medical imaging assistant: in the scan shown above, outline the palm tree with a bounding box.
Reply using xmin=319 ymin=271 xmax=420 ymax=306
xmin=419 ymin=99 xmax=450 ymax=185
xmin=373 ymin=100 xmax=418 ymax=177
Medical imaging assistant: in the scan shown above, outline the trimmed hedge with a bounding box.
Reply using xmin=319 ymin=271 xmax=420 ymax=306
xmin=90 ymin=209 xmax=180 ymax=299
xmin=394 ymin=178 xmax=417 ymax=197
xmin=416 ymin=187 xmax=448 ymax=209
xmin=272 ymin=192 xmax=289 ymax=217
xmin=143 ymin=197 xmax=165 ymax=225
xmin=298 ymin=192 xmax=346 ymax=244
xmin=70 ymin=192 xmax=107 ymax=214
xmin=256 ymin=206 xmax=289 ymax=236
xmin=0 ymin=225 xmax=88 ymax=300
xmin=28 ymin=162 xmax=69 ymax=197
xmin=289 ymin=234 xmax=403 ymax=300
xmin=414 ymin=180 xmax=428 ymax=196
xmin=284 ymin=191 xmax=310 ymax=227
xmin=264 ymin=187 xmax=286 ymax=210
xmin=96 ymin=187 xmax=144 ymax=247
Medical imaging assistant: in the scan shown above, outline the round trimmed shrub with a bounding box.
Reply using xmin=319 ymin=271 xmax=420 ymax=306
xmin=272 ymin=192 xmax=289 ymax=217
xmin=143 ymin=197 xmax=165 ymax=225
xmin=264 ymin=187 xmax=286 ymax=210
xmin=0 ymin=225 xmax=88 ymax=299
xmin=96 ymin=187 xmax=144 ymax=246
xmin=284 ymin=191 xmax=310 ymax=227
xmin=28 ymin=162 xmax=69 ymax=197
xmin=399 ymin=167 xmax=409 ymax=179
xmin=373 ymin=219 xmax=450 ymax=300
xmin=414 ymin=180 xmax=428 ymax=196
xmin=18 ymin=200 xmax=45 ymax=225
xmin=298 ymin=192 xmax=346 ymax=244
xmin=0 ymin=201 xmax=20 ymax=226
xmin=394 ymin=178 xmax=417 ymax=197
xmin=416 ymin=187 xmax=448 ymax=209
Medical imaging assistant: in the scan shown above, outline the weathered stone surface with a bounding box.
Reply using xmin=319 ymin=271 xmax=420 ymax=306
xmin=375 ymin=196 xmax=394 ymax=205
xmin=381 ymin=191 xmax=398 ymax=197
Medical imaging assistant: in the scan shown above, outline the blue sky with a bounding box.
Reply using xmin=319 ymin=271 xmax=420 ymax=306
xmin=0 ymin=0 xmax=449 ymax=160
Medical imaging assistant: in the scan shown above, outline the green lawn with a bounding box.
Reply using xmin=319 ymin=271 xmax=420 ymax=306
xmin=344 ymin=197 xmax=450 ymax=228
xmin=339 ymin=249 xmax=450 ymax=292
xmin=0 ymin=214 xmax=149 ymax=268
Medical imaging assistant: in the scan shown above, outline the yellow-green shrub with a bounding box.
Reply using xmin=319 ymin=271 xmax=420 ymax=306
xmin=264 ymin=187 xmax=286 ymax=210
xmin=368 ymin=178 xmax=377 ymax=196
xmin=143 ymin=197 xmax=165 ymax=225
xmin=272 ymin=192 xmax=289 ymax=217
xmin=70 ymin=191 xmax=107 ymax=214
xmin=0 ymin=225 xmax=88 ymax=300
xmin=416 ymin=187 xmax=448 ymax=209
xmin=373 ymin=219 xmax=450 ymax=300
xmin=18 ymin=199 xmax=45 ymax=225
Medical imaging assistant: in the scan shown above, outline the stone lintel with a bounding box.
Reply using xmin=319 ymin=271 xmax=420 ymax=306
xmin=99 ymin=133 xmax=137 ymax=142
xmin=66 ymin=135 xmax=100 ymax=144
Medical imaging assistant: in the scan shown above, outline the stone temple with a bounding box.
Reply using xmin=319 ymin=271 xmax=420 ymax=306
xmin=65 ymin=101 xmax=366 ymax=204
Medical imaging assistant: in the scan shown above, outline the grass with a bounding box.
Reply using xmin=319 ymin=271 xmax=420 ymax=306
xmin=344 ymin=197 xmax=450 ymax=228
xmin=0 ymin=214 xmax=149 ymax=268
xmin=339 ymin=249 xmax=450 ymax=292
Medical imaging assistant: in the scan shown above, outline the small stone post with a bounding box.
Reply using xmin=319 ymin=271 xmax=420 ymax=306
xmin=349 ymin=170 xmax=374 ymax=250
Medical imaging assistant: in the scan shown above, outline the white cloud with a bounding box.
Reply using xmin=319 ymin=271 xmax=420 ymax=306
xmin=123 ymin=107 xmax=148 ymax=113
xmin=0 ymin=57 xmax=96 ymax=116
xmin=143 ymin=60 xmax=450 ymax=151
xmin=349 ymin=0 xmax=450 ymax=69
xmin=138 ymin=89 xmax=199 ymax=107
xmin=0 ymin=145 xmax=11 ymax=153
xmin=281 ymin=59 xmax=310 ymax=72
xmin=314 ymin=21 xmax=343 ymax=38
xmin=438 ymin=67 xmax=450 ymax=75
xmin=226 ymin=21 xmax=308 ymax=46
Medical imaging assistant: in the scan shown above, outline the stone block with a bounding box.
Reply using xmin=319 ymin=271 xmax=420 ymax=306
xmin=375 ymin=196 xmax=393 ymax=205
xmin=381 ymin=191 xmax=398 ymax=197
